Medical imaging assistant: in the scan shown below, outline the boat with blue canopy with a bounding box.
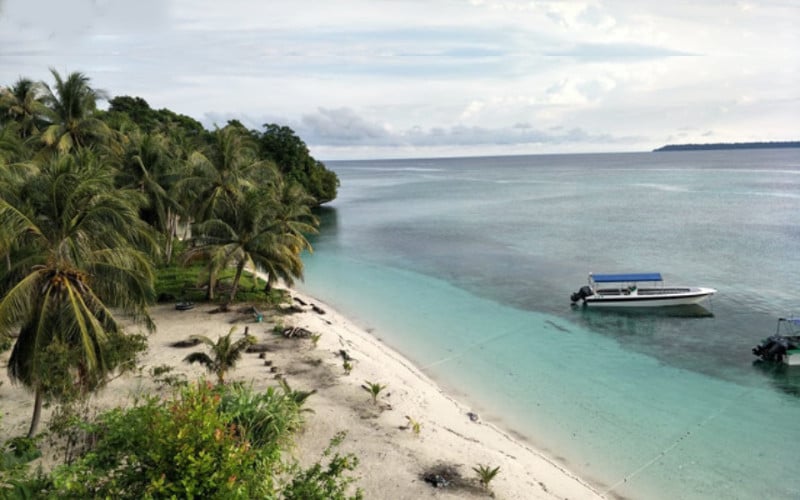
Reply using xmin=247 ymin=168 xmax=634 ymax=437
xmin=570 ymin=272 xmax=716 ymax=308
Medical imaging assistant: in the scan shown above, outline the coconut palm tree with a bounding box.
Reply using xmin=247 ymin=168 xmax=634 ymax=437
xmin=0 ymin=151 xmax=157 ymax=437
xmin=113 ymin=128 xmax=184 ymax=263
xmin=40 ymin=68 xmax=112 ymax=154
xmin=182 ymin=125 xmax=264 ymax=224
xmin=179 ymin=125 xmax=273 ymax=299
xmin=183 ymin=327 xmax=255 ymax=384
xmin=257 ymin=178 xmax=318 ymax=293
xmin=185 ymin=176 xmax=318 ymax=303
xmin=0 ymin=77 xmax=49 ymax=139
xmin=0 ymin=122 xmax=29 ymax=165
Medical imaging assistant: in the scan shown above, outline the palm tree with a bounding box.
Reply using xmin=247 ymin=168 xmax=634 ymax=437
xmin=185 ymin=177 xmax=318 ymax=304
xmin=179 ymin=125 xmax=273 ymax=299
xmin=257 ymin=178 xmax=318 ymax=293
xmin=113 ymin=128 xmax=184 ymax=263
xmin=183 ymin=327 xmax=255 ymax=384
xmin=0 ymin=77 xmax=49 ymax=139
xmin=0 ymin=122 xmax=29 ymax=166
xmin=0 ymin=151 xmax=157 ymax=437
xmin=181 ymin=125 xmax=264 ymax=224
xmin=40 ymin=68 xmax=112 ymax=154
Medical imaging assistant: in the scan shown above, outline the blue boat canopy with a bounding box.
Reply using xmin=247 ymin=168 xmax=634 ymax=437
xmin=779 ymin=317 xmax=800 ymax=325
xmin=591 ymin=273 xmax=663 ymax=283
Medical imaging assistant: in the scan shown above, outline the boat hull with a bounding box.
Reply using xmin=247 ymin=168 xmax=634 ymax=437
xmin=582 ymin=288 xmax=716 ymax=308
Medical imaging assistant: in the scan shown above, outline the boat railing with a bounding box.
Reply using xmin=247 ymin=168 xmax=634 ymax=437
xmin=637 ymin=287 xmax=692 ymax=295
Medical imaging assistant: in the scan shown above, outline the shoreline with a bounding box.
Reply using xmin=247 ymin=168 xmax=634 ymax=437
xmin=0 ymin=288 xmax=604 ymax=499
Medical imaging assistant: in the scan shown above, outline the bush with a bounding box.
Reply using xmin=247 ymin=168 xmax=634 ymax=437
xmin=4 ymin=381 xmax=362 ymax=499
xmin=47 ymin=381 xmax=277 ymax=498
xmin=282 ymin=432 xmax=362 ymax=500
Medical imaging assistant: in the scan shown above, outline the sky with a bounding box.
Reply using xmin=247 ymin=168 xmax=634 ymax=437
xmin=0 ymin=0 xmax=798 ymax=160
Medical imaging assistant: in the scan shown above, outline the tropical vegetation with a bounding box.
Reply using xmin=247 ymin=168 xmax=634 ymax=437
xmin=0 ymin=68 xmax=350 ymax=497
xmin=183 ymin=328 xmax=256 ymax=384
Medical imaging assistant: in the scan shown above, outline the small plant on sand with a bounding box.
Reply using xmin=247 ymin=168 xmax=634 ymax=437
xmin=183 ymin=327 xmax=256 ymax=384
xmin=342 ymin=360 xmax=353 ymax=375
xmin=279 ymin=378 xmax=317 ymax=413
xmin=473 ymin=464 xmax=501 ymax=491
xmin=361 ymin=381 xmax=387 ymax=405
xmin=283 ymin=431 xmax=363 ymax=500
xmin=405 ymin=416 xmax=421 ymax=435
xmin=310 ymin=333 xmax=321 ymax=347
xmin=149 ymin=364 xmax=187 ymax=389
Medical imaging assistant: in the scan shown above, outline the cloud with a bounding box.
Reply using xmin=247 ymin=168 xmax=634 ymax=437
xmin=301 ymin=108 xmax=391 ymax=144
xmin=1 ymin=0 xmax=797 ymax=160
xmin=544 ymin=42 xmax=695 ymax=59
xmin=289 ymin=107 xmax=634 ymax=151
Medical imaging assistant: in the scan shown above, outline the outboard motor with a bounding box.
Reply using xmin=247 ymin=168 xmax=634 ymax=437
xmin=570 ymin=286 xmax=594 ymax=305
xmin=752 ymin=335 xmax=789 ymax=362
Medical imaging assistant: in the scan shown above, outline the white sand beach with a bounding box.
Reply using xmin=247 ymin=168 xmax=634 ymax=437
xmin=1 ymin=288 xmax=603 ymax=499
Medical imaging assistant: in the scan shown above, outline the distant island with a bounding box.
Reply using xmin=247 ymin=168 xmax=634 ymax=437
xmin=653 ymin=141 xmax=800 ymax=152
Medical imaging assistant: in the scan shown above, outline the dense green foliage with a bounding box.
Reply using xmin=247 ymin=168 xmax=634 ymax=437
xmin=259 ymin=124 xmax=339 ymax=205
xmin=0 ymin=69 xmax=355 ymax=496
xmin=1 ymin=382 xmax=361 ymax=499
xmin=102 ymin=96 xmax=339 ymax=206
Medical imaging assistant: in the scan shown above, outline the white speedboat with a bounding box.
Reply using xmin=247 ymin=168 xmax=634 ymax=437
xmin=570 ymin=273 xmax=716 ymax=308
xmin=752 ymin=317 xmax=800 ymax=366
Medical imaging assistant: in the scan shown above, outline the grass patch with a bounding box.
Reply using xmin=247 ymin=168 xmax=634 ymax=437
xmin=154 ymin=264 xmax=289 ymax=306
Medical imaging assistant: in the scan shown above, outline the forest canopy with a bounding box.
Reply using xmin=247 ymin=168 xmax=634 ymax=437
xmin=0 ymin=73 xmax=338 ymax=206
xmin=104 ymin=95 xmax=339 ymax=205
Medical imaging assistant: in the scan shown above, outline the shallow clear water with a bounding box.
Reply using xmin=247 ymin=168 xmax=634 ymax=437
xmin=297 ymin=149 xmax=800 ymax=499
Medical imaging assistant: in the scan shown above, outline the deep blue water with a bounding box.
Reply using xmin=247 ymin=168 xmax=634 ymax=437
xmin=297 ymin=149 xmax=800 ymax=499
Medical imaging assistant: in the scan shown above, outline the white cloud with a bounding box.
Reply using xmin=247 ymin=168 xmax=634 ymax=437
xmin=0 ymin=0 xmax=797 ymax=159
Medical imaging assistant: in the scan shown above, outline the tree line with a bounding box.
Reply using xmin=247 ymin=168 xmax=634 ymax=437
xmin=0 ymin=68 xmax=334 ymax=438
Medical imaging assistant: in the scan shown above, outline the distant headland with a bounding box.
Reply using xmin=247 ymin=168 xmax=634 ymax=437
xmin=653 ymin=141 xmax=800 ymax=152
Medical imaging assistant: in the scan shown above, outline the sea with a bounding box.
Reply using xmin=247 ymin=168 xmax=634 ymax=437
xmin=296 ymin=149 xmax=800 ymax=500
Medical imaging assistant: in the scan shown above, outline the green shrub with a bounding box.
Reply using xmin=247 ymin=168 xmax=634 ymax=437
xmin=282 ymin=432 xmax=363 ymax=500
xmin=47 ymin=381 xmax=277 ymax=498
xmin=4 ymin=381 xmax=362 ymax=499
xmin=218 ymin=382 xmax=305 ymax=456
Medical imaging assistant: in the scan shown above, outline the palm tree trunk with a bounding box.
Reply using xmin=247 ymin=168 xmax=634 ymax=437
xmin=27 ymin=389 xmax=43 ymax=438
xmin=206 ymin=262 xmax=216 ymax=301
xmin=165 ymin=208 xmax=175 ymax=265
xmin=229 ymin=259 xmax=246 ymax=303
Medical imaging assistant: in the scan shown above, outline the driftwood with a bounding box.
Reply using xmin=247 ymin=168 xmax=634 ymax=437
xmin=207 ymin=304 xmax=229 ymax=314
xmin=281 ymin=326 xmax=313 ymax=338
xmin=311 ymin=304 xmax=325 ymax=315
xmin=169 ymin=338 xmax=201 ymax=348
xmin=246 ymin=343 xmax=272 ymax=353
xmin=293 ymin=297 xmax=308 ymax=306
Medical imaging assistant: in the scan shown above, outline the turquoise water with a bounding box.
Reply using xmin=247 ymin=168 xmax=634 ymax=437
xmin=297 ymin=150 xmax=800 ymax=499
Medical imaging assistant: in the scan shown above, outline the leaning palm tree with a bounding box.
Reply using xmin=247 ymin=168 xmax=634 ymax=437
xmin=0 ymin=150 xmax=157 ymax=437
xmin=178 ymin=125 xmax=267 ymax=299
xmin=185 ymin=179 xmax=318 ymax=303
xmin=183 ymin=327 xmax=255 ymax=384
xmin=39 ymin=68 xmax=112 ymax=154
